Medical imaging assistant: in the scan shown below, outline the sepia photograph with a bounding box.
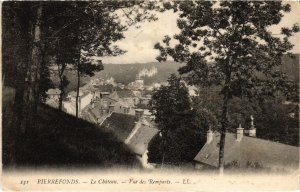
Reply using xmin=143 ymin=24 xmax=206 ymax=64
xmin=1 ymin=1 xmax=300 ymax=191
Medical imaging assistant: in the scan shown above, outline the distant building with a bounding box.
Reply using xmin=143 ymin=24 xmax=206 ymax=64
xmin=139 ymin=97 xmax=151 ymax=105
xmin=114 ymin=101 xmax=134 ymax=115
xmin=193 ymin=125 xmax=299 ymax=172
xmin=127 ymin=75 xmax=144 ymax=91
xmin=45 ymin=88 xmax=61 ymax=109
xmin=64 ymin=90 xmax=93 ymax=116
xmin=90 ymin=78 xmax=105 ymax=86
xmin=46 ymin=88 xmax=61 ymax=101
xmin=117 ymin=83 xmax=125 ymax=89
xmin=80 ymin=92 xmax=118 ymax=124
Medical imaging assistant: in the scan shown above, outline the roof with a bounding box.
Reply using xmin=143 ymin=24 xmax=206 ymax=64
xmin=68 ymin=90 xmax=88 ymax=98
xmin=194 ymin=132 xmax=299 ymax=169
xmin=109 ymin=91 xmax=119 ymax=100
xmin=46 ymin=88 xmax=61 ymax=95
xmin=104 ymin=97 xmax=118 ymax=104
xmin=116 ymin=90 xmax=135 ymax=98
xmin=126 ymin=120 xmax=159 ymax=155
xmin=101 ymin=113 xmax=136 ymax=141
xmin=90 ymin=107 xmax=102 ymax=119
xmin=139 ymin=97 xmax=151 ymax=100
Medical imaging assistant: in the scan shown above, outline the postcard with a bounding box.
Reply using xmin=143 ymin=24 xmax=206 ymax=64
xmin=1 ymin=1 xmax=300 ymax=191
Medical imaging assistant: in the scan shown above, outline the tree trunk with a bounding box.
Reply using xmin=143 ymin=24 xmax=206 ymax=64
xmin=10 ymin=3 xmax=32 ymax=165
xmin=218 ymin=89 xmax=229 ymax=175
xmin=21 ymin=4 xmax=43 ymax=133
xmin=58 ymin=83 xmax=64 ymax=111
xmin=10 ymin=3 xmax=43 ymax=165
xmin=218 ymin=58 xmax=232 ymax=175
xmin=58 ymin=73 xmax=64 ymax=111
xmin=75 ymin=64 xmax=80 ymax=118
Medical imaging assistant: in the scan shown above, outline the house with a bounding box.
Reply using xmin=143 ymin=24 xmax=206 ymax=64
xmin=46 ymin=88 xmax=61 ymax=101
xmin=45 ymin=88 xmax=61 ymax=109
xmin=114 ymin=101 xmax=135 ymax=115
xmin=127 ymin=76 xmax=144 ymax=91
xmin=80 ymin=94 xmax=118 ymax=124
xmin=193 ymin=124 xmax=299 ymax=172
xmin=90 ymin=78 xmax=104 ymax=86
xmin=139 ymin=97 xmax=151 ymax=105
xmin=63 ymin=90 xmax=93 ymax=116
xmin=117 ymin=83 xmax=125 ymax=89
xmin=125 ymin=117 xmax=159 ymax=168
xmin=101 ymin=109 xmax=158 ymax=168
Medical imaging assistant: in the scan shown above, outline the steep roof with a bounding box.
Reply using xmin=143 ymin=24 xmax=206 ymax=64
xmin=194 ymin=132 xmax=299 ymax=170
xmin=90 ymin=107 xmax=102 ymax=119
xmin=126 ymin=120 xmax=159 ymax=156
xmin=109 ymin=91 xmax=119 ymax=100
xmin=101 ymin=113 xmax=136 ymax=141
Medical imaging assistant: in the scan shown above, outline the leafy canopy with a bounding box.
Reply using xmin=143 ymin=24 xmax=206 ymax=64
xmin=155 ymin=1 xmax=299 ymax=99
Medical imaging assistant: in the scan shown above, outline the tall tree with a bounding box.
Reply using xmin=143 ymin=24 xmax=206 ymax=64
xmin=149 ymin=74 xmax=215 ymax=165
xmin=2 ymin=1 xmax=159 ymax=164
xmin=154 ymin=1 xmax=299 ymax=173
xmin=43 ymin=1 xmax=159 ymax=116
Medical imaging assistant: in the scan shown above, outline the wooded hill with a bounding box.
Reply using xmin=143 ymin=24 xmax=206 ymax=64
xmin=57 ymin=54 xmax=299 ymax=93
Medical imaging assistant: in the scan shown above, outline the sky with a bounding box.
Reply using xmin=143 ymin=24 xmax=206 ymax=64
xmin=101 ymin=2 xmax=300 ymax=64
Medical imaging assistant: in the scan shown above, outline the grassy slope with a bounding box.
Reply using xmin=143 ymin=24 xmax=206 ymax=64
xmin=3 ymin=90 xmax=139 ymax=168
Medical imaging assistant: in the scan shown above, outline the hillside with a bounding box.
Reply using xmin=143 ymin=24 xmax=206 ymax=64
xmin=2 ymin=88 xmax=140 ymax=168
xmin=52 ymin=55 xmax=299 ymax=93
xmin=98 ymin=61 xmax=182 ymax=85
xmin=53 ymin=61 xmax=182 ymax=93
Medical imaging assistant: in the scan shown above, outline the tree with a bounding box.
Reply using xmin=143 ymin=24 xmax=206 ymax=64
xmin=43 ymin=1 xmax=159 ymax=116
xmin=154 ymin=1 xmax=299 ymax=173
xmin=2 ymin=1 xmax=159 ymax=163
xmin=149 ymin=74 xmax=213 ymax=165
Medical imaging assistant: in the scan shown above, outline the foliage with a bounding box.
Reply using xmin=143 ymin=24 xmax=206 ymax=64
xmin=148 ymin=74 xmax=212 ymax=165
xmin=1 ymin=1 xmax=163 ymax=164
xmin=154 ymin=1 xmax=299 ymax=171
xmin=195 ymin=88 xmax=299 ymax=146
xmin=150 ymin=74 xmax=192 ymax=132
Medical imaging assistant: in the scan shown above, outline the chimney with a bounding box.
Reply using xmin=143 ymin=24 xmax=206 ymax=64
xmin=108 ymin=105 xmax=115 ymax=113
xmin=249 ymin=115 xmax=256 ymax=137
xmin=135 ymin=109 xmax=144 ymax=120
xmin=236 ymin=124 xmax=244 ymax=141
xmin=207 ymin=129 xmax=214 ymax=144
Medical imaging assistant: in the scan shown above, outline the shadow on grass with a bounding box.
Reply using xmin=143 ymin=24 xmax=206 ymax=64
xmin=3 ymin=101 xmax=140 ymax=169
